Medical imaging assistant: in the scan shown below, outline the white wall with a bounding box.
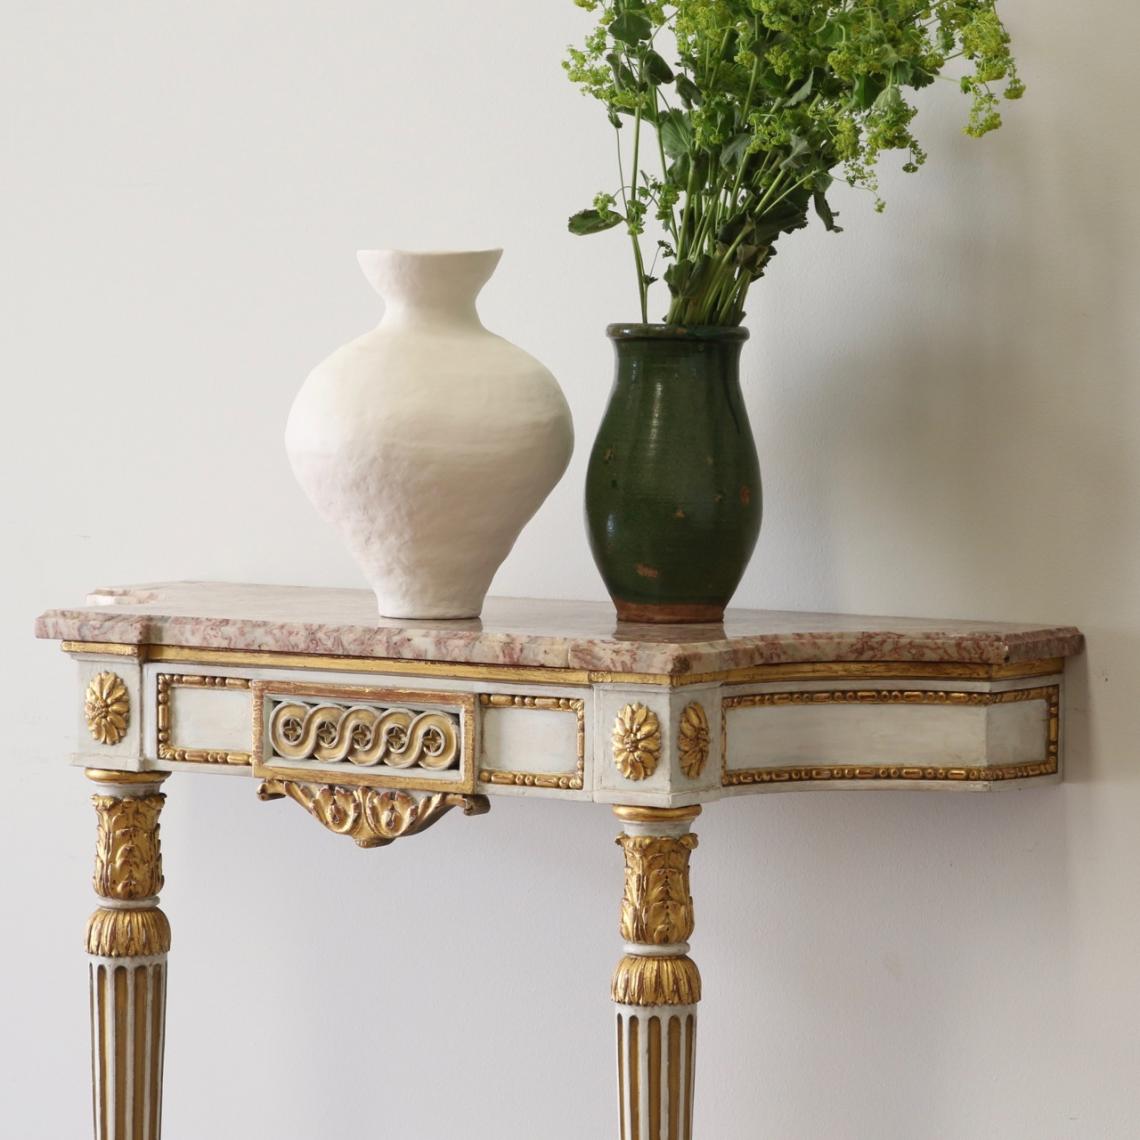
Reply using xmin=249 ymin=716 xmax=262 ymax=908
xmin=4 ymin=2 xmax=1138 ymax=1136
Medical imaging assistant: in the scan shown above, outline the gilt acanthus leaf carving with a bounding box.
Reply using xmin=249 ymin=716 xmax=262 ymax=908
xmin=257 ymin=779 xmax=489 ymax=848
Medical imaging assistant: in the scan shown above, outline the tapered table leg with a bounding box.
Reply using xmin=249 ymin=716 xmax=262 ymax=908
xmin=612 ymin=805 xmax=702 ymax=1140
xmin=85 ymin=770 xmax=171 ymax=1140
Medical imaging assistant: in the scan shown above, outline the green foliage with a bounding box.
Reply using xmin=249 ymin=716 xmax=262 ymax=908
xmin=564 ymin=0 xmax=1023 ymax=325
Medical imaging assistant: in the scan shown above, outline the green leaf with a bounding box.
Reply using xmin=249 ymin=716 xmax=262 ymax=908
xmin=664 ymin=254 xmax=713 ymax=301
xmin=609 ymin=10 xmax=652 ymax=45
xmin=812 ymin=190 xmax=843 ymax=233
xmin=720 ymin=132 xmax=751 ymax=170
xmin=667 ymin=152 xmax=690 ymax=186
xmin=818 ymin=19 xmax=846 ymax=48
xmin=659 ymin=109 xmax=692 ymax=159
xmin=874 ymin=85 xmax=906 ymax=115
xmin=717 ymin=216 xmax=754 ymax=246
xmin=711 ymin=101 xmax=736 ymax=138
xmin=749 ymin=197 xmax=810 ymax=245
xmin=853 ymin=74 xmax=886 ymax=110
xmin=663 ymin=259 xmax=691 ymax=297
xmin=612 ymin=101 xmax=660 ymax=126
xmin=568 ymin=208 xmax=624 ymax=236
xmin=734 ymin=243 xmax=772 ymax=277
xmin=785 ymin=71 xmax=814 ymax=107
xmin=675 ymin=74 xmax=702 ymax=107
xmin=607 ymin=52 xmax=638 ymax=92
xmin=778 ymin=133 xmax=811 ymax=171
xmin=644 ymin=50 xmax=674 ymax=85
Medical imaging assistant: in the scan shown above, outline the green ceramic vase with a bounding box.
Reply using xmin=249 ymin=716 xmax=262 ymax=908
xmin=585 ymin=324 xmax=762 ymax=623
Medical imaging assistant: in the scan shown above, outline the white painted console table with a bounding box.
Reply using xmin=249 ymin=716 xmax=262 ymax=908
xmin=36 ymin=582 xmax=1083 ymax=1140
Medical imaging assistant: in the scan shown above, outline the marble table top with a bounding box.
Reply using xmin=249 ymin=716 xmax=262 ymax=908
xmin=35 ymin=582 xmax=1084 ymax=678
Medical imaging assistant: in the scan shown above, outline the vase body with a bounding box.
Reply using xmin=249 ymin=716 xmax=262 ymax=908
xmin=585 ymin=324 xmax=761 ymax=623
xmin=286 ymin=249 xmax=574 ymax=619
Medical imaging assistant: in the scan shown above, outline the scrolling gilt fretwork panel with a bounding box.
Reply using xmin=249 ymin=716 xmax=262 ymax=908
xmin=252 ymin=681 xmax=477 ymax=794
xmin=269 ymin=701 xmax=461 ymax=769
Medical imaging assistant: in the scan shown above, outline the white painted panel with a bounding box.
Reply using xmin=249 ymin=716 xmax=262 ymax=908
xmin=482 ymin=707 xmax=578 ymax=774
xmin=725 ymin=703 xmax=989 ymax=770
xmin=594 ymin=687 xmax=675 ymax=796
xmin=986 ymin=698 xmax=1049 ymax=764
xmin=75 ymin=659 xmax=142 ymax=762
xmin=170 ymin=686 xmax=252 ymax=751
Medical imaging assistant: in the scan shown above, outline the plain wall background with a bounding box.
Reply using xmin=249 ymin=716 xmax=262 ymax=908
xmin=4 ymin=2 xmax=1138 ymax=1136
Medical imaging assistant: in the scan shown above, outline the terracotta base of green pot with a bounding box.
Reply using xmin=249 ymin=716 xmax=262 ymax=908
xmin=614 ymin=600 xmax=726 ymax=625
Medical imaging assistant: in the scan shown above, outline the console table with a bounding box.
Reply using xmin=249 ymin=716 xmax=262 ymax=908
xmin=36 ymin=582 xmax=1083 ymax=1140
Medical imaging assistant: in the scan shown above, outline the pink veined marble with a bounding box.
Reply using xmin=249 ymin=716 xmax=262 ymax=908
xmin=34 ymin=582 xmax=1084 ymax=676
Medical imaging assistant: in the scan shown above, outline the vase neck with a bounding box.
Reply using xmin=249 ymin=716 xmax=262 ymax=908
xmin=611 ymin=335 xmax=746 ymax=377
xmin=358 ymin=249 xmax=501 ymax=333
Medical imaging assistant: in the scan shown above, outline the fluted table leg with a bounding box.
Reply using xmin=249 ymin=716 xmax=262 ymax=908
xmin=612 ymin=805 xmax=702 ymax=1140
xmin=85 ymin=770 xmax=171 ymax=1140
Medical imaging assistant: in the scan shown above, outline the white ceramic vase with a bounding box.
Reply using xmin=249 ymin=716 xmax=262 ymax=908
xmin=286 ymin=249 xmax=574 ymax=619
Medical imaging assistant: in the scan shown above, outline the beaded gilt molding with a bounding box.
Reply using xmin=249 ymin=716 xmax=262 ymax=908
xmin=478 ymin=693 xmax=586 ymax=791
xmin=156 ymin=673 xmax=253 ymax=765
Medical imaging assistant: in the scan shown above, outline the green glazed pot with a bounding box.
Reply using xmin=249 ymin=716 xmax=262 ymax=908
xmin=585 ymin=324 xmax=762 ymax=623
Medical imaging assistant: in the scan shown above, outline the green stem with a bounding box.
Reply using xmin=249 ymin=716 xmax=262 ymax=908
xmin=677 ymin=150 xmax=699 ymax=259
xmin=728 ymin=53 xmax=761 ymax=203
xmin=614 ymin=115 xmax=648 ymax=324
xmin=630 ymin=100 xmax=648 ymax=323
xmin=653 ymin=88 xmax=677 ymax=244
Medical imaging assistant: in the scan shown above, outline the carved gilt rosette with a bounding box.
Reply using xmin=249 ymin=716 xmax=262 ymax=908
xmin=85 ymin=672 xmax=130 ymax=746
xmin=613 ymin=703 xmax=662 ymax=781
xmin=678 ymin=701 xmax=710 ymax=779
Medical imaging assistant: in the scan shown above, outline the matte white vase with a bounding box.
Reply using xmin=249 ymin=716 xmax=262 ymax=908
xmin=286 ymin=249 xmax=574 ymax=619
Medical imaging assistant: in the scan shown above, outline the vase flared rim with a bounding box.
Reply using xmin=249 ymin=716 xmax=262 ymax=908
xmin=607 ymin=322 xmax=749 ymax=343
xmin=357 ymin=249 xmax=502 ymax=304
xmin=357 ymin=248 xmax=503 ymax=261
